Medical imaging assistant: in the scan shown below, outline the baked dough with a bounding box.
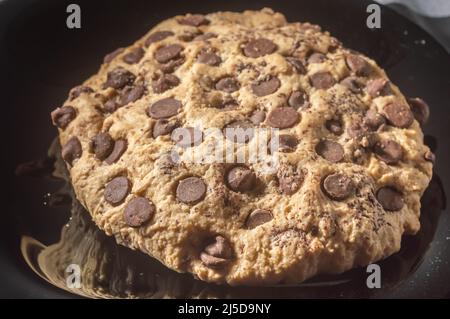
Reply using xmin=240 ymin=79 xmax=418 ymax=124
xmin=51 ymin=8 xmax=433 ymax=285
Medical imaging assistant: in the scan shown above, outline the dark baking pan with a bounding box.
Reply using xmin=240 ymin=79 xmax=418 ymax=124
xmin=2 ymin=0 xmax=450 ymax=298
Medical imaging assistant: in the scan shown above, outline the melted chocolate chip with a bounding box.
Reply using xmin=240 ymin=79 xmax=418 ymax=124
xmin=91 ymin=132 xmax=114 ymax=160
xmin=104 ymin=176 xmax=130 ymax=205
xmin=176 ymin=177 xmax=207 ymax=204
xmin=266 ymin=107 xmax=300 ymax=129
xmin=104 ymin=68 xmax=136 ymax=89
xmin=223 ymin=120 xmax=254 ymax=143
xmin=51 ymin=106 xmax=76 ymax=129
xmin=171 ymin=127 xmax=203 ymax=147
xmin=383 ymin=102 xmax=414 ymax=128
xmin=105 ymin=139 xmax=127 ymax=164
xmin=153 ymin=119 xmax=179 ymax=138
xmin=145 ymin=31 xmax=174 ymax=47
xmin=226 ymin=166 xmax=256 ymax=192
xmin=288 ymin=90 xmax=307 ymax=109
xmin=215 ymin=77 xmax=240 ymax=93
xmin=252 ymin=77 xmax=280 ymax=97
xmin=346 ymin=54 xmax=371 ymax=76
xmin=62 ymin=137 xmax=82 ymax=165
xmin=246 ymin=209 xmax=273 ymax=229
xmin=200 ymin=235 xmax=232 ymax=267
xmin=250 ymin=110 xmax=266 ymax=125
xmin=376 ymin=187 xmax=404 ymax=211
xmin=243 ymin=38 xmax=277 ymax=58
xmin=147 ymin=98 xmax=182 ymax=119
xmin=308 ymin=52 xmax=326 ymax=64
xmin=178 ymin=14 xmax=209 ymax=26
xmin=159 ymin=57 xmax=185 ymax=73
xmin=366 ymin=78 xmax=392 ymax=97
xmin=152 ymin=74 xmax=180 ymax=93
xmin=363 ymin=109 xmax=386 ymax=131
xmin=123 ymin=47 xmax=145 ymax=64
xmin=270 ymin=134 xmax=298 ymax=153
xmin=322 ymin=173 xmax=354 ymax=200
xmin=103 ymin=47 xmax=124 ymax=63
xmin=340 ymin=76 xmax=364 ymax=93
xmin=154 ymin=44 xmax=183 ymax=63
xmin=69 ymin=86 xmax=93 ymax=100
xmin=124 ymin=197 xmax=155 ymax=227
xmin=119 ymin=85 xmax=145 ymax=106
xmin=310 ymin=72 xmax=336 ymax=89
xmin=286 ymin=57 xmax=306 ymax=74
xmin=373 ymin=139 xmax=403 ymax=164
xmin=315 ymin=140 xmax=344 ymax=162
xmin=424 ymin=150 xmax=435 ymax=163
xmin=197 ymin=52 xmax=221 ymax=66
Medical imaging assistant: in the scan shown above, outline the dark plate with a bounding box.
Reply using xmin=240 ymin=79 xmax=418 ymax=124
xmin=2 ymin=0 xmax=450 ymax=298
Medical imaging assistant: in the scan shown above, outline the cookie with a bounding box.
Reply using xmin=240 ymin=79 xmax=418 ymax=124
xmin=51 ymin=8 xmax=433 ymax=285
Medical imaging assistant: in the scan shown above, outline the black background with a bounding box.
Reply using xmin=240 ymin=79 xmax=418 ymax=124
xmin=1 ymin=0 xmax=450 ymax=298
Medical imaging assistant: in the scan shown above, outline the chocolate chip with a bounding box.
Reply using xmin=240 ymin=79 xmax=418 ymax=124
xmin=154 ymin=44 xmax=183 ymax=63
xmin=104 ymin=68 xmax=136 ymax=89
xmin=346 ymin=54 xmax=371 ymax=76
xmin=250 ymin=110 xmax=266 ymax=125
xmin=347 ymin=121 xmax=368 ymax=139
xmin=153 ymin=119 xmax=179 ymax=138
xmin=310 ymin=72 xmax=336 ymax=89
xmin=373 ymin=139 xmax=403 ymax=164
xmin=246 ymin=209 xmax=273 ymax=229
xmin=226 ymin=166 xmax=256 ymax=192
xmin=51 ymin=106 xmax=76 ymax=129
xmin=325 ymin=119 xmax=343 ymax=135
xmin=123 ymin=47 xmax=145 ymax=64
xmin=224 ymin=120 xmax=254 ymax=143
xmin=213 ymin=99 xmax=239 ymax=111
xmin=119 ymin=85 xmax=145 ymax=106
xmin=383 ymin=102 xmax=414 ymax=128
xmin=104 ymin=176 xmax=130 ymax=205
xmin=91 ymin=133 xmax=114 ymax=160
xmin=244 ymin=38 xmax=277 ymax=58
xmin=124 ymin=197 xmax=155 ymax=227
xmin=286 ymin=57 xmax=306 ymax=74
xmin=159 ymin=57 xmax=185 ymax=73
xmin=315 ymin=140 xmax=344 ymax=162
xmin=104 ymin=99 xmax=119 ymax=113
xmin=408 ymin=97 xmax=430 ymax=126
xmin=366 ymin=78 xmax=392 ymax=97
xmin=308 ymin=52 xmax=326 ymax=64
xmin=103 ymin=47 xmax=124 ymax=63
xmin=145 ymin=31 xmax=174 ymax=47
xmin=340 ymin=76 xmax=364 ymax=93
xmin=61 ymin=137 xmax=82 ymax=165
xmin=147 ymin=98 xmax=182 ymax=119
xmin=270 ymin=134 xmax=298 ymax=153
xmin=363 ymin=109 xmax=386 ymax=131
xmin=277 ymin=165 xmax=303 ymax=195
xmin=178 ymin=14 xmax=209 ymax=26
xmin=376 ymin=187 xmax=404 ymax=211
xmin=424 ymin=150 xmax=435 ymax=163
xmin=322 ymin=173 xmax=354 ymax=200
xmin=194 ymin=32 xmax=217 ymax=41
xmin=152 ymin=74 xmax=180 ymax=93
xmin=200 ymin=235 xmax=232 ymax=267
xmin=288 ymin=90 xmax=307 ymax=109
xmin=197 ymin=52 xmax=221 ymax=66
xmin=105 ymin=139 xmax=127 ymax=164
xmin=176 ymin=177 xmax=207 ymax=204
xmin=266 ymin=107 xmax=300 ymax=129
xmin=171 ymin=127 xmax=203 ymax=147
xmin=215 ymin=77 xmax=240 ymax=93
xmin=252 ymin=77 xmax=280 ymax=97
xmin=69 ymin=86 xmax=93 ymax=100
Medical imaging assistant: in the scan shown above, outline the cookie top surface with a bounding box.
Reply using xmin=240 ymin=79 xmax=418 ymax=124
xmin=52 ymin=8 xmax=433 ymax=285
